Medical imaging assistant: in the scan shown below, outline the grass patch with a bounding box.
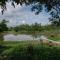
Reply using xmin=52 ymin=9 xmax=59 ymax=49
xmin=0 ymin=43 xmax=60 ymax=60
xmin=0 ymin=40 xmax=60 ymax=60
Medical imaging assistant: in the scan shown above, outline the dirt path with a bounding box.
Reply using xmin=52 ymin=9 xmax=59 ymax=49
xmin=40 ymin=36 xmax=60 ymax=46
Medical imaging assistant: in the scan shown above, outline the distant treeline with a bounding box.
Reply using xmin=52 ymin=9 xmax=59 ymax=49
xmin=10 ymin=23 xmax=59 ymax=33
xmin=0 ymin=19 xmax=60 ymax=34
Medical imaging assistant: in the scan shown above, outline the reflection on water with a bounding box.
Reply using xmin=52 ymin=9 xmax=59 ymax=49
xmin=4 ymin=34 xmax=41 ymax=41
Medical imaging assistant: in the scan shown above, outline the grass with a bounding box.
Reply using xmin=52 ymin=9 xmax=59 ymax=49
xmin=48 ymin=36 xmax=60 ymax=41
xmin=1 ymin=40 xmax=60 ymax=60
xmin=40 ymin=29 xmax=60 ymax=41
xmin=0 ymin=40 xmax=42 ymax=48
xmin=0 ymin=41 xmax=60 ymax=60
xmin=0 ymin=40 xmax=42 ymax=56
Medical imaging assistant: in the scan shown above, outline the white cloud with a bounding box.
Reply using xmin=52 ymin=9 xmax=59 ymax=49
xmin=0 ymin=2 xmax=51 ymax=27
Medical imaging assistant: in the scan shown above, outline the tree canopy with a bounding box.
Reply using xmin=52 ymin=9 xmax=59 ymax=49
xmin=0 ymin=19 xmax=8 ymax=32
xmin=0 ymin=0 xmax=60 ymax=14
xmin=0 ymin=0 xmax=60 ymax=26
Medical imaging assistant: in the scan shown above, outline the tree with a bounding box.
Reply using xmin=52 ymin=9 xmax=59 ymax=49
xmin=0 ymin=0 xmax=60 ymax=14
xmin=0 ymin=19 xmax=8 ymax=32
xmin=0 ymin=19 xmax=8 ymax=40
xmin=49 ymin=11 xmax=60 ymax=26
xmin=0 ymin=0 xmax=60 ymax=25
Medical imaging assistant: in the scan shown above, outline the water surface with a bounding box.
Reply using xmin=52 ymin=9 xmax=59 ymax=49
xmin=4 ymin=34 xmax=41 ymax=41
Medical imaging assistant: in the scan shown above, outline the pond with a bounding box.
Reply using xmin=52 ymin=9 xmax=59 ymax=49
xmin=4 ymin=34 xmax=42 ymax=41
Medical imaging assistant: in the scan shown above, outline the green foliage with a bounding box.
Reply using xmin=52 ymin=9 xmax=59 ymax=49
xmin=13 ymin=23 xmax=42 ymax=33
xmin=0 ymin=19 xmax=8 ymax=32
xmin=49 ymin=12 xmax=60 ymax=26
xmin=0 ymin=19 xmax=8 ymax=41
xmin=1 ymin=44 xmax=60 ymax=60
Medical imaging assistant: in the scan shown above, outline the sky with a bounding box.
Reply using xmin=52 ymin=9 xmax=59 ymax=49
xmin=0 ymin=2 xmax=51 ymax=27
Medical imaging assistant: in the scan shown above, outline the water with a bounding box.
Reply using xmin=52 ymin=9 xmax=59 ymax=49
xmin=4 ymin=34 xmax=41 ymax=41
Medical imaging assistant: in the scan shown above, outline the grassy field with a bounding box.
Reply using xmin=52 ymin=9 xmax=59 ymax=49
xmin=0 ymin=40 xmax=41 ymax=47
xmin=0 ymin=40 xmax=60 ymax=60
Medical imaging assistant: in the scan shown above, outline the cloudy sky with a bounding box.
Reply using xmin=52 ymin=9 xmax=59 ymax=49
xmin=0 ymin=2 xmax=51 ymax=27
